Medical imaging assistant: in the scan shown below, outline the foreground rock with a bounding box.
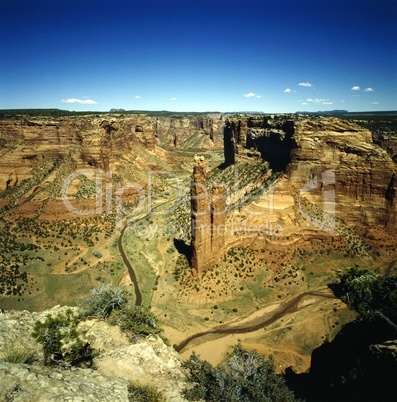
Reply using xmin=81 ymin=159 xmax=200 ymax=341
xmin=0 ymin=362 xmax=129 ymax=402
xmin=0 ymin=306 xmax=188 ymax=402
xmin=96 ymin=336 xmax=187 ymax=402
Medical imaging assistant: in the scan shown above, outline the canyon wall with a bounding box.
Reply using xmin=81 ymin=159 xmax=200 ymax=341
xmin=153 ymin=115 xmax=222 ymax=148
xmin=289 ymin=118 xmax=397 ymax=234
xmin=0 ymin=113 xmax=223 ymax=194
xmin=0 ymin=114 xmax=156 ymax=190
xmin=224 ymin=114 xmax=397 ymax=235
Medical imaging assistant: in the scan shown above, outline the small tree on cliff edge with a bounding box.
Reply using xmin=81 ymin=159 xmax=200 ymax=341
xmin=32 ymin=309 xmax=92 ymax=367
xmin=329 ymin=265 xmax=397 ymax=331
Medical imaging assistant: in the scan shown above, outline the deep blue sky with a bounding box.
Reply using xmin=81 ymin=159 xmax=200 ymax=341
xmin=1 ymin=0 xmax=396 ymax=112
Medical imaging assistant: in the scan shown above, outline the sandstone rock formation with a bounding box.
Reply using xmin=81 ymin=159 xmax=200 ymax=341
xmin=290 ymin=118 xmax=397 ymax=233
xmin=190 ymin=159 xmax=213 ymax=272
xmin=223 ymin=119 xmax=238 ymax=166
xmin=153 ymin=115 xmax=221 ymax=149
xmin=224 ymin=114 xmax=397 ymax=236
xmin=0 ymin=306 xmax=188 ymax=402
xmin=190 ymin=157 xmax=227 ymax=273
xmin=0 ymin=114 xmax=156 ymax=191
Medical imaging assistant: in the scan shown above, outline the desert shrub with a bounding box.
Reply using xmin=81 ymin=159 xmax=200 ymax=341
xmin=128 ymin=382 xmax=166 ymax=402
xmin=79 ymin=283 xmax=129 ymax=318
xmin=109 ymin=305 xmax=162 ymax=342
xmin=0 ymin=345 xmax=36 ymax=364
xmin=183 ymin=345 xmax=296 ymax=402
xmin=31 ymin=309 xmax=92 ymax=367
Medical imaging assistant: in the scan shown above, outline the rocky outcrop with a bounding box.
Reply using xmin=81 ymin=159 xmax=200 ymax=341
xmin=0 ymin=114 xmax=156 ymax=191
xmin=95 ymin=336 xmax=186 ymax=402
xmin=232 ymin=115 xmax=397 ymax=234
xmin=0 ymin=362 xmax=129 ymax=401
xmin=191 ymin=159 xmax=213 ymax=272
xmin=153 ymin=115 xmax=221 ymax=149
xmin=190 ymin=158 xmax=227 ymax=273
xmin=223 ymin=120 xmax=238 ymax=166
xmin=289 ymin=118 xmax=397 ymax=233
xmin=224 ymin=116 xmax=295 ymax=169
xmin=0 ymin=306 xmax=188 ymax=401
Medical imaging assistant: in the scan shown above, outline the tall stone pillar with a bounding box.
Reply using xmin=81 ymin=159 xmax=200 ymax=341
xmin=224 ymin=120 xmax=236 ymax=166
xmin=190 ymin=158 xmax=228 ymax=273
xmin=190 ymin=160 xmax=213 ymax=272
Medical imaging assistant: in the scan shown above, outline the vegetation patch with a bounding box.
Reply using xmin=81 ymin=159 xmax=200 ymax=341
xmin=183 ymin=344 xmax=295 ymax=402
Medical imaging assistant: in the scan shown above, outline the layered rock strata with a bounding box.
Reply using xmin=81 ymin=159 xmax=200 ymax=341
xmin=190 ymin=159 xmax=227 ymax=273
xmin=0 ymin=114 xmax=156 ymax=190
xmin=224 ymin=115 xmax=397 ymax=235
xmin=154 ymin=115 xmax=221 ymax=148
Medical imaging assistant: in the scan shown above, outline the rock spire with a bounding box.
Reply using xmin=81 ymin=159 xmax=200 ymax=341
xmin=190 ymin=157 xmax=226 ymax=273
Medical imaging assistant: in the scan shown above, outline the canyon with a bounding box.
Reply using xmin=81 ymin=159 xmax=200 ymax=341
xmin=0 ymin=110 xmax=396 ymax=387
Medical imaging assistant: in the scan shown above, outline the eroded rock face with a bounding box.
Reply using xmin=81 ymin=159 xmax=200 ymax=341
xmin=191 ymin=161 xmax=213 ymax=272
xmin=0 ymin=306 xmax=188 ymax=402
xmin=95 ymin=336 xmax=187 ymax=402
xmin=153 ymin=115 xmax=221 ymax=148
xmin=0 ymin=114 xmax=156 ymax=191
xmin=190 ymin=159 xmax=227 ymax=272
xmin=289 ymin=118 xmax=397 ymax=233
xmin=0 ymin=362 xmax=129 ymax=402
xmin=235 ymin=115 xmax=397 ymax=234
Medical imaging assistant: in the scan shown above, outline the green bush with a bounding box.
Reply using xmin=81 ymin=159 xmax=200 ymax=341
xmin=109 ymin=305 xmax=162 ymax=342
xmin=183 ymin=345 xmax=296 ymax=402
xmin=31 ymin=309 xmax=92 ymax=367
xmin=79 ymin=283 xmax=129 ymax=318
xmin=79 ymin=285 xmax=162 ymax=342
xmin=330 ymin=266 xmax=397 ymax=330
xmin=128 ymin=382 xmax=166 ymax=402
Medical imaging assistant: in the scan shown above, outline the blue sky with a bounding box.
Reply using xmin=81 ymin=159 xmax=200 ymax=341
xmin=1 ymin=0 xmax=396 ymax=113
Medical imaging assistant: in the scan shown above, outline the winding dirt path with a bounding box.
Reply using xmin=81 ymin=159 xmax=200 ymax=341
xmin=118 ymin=197 xmax=178 ymax=306
xmin=118 ymin=220 xmax=143 ymax=306
xmin=175 ymin=288 xmax=335 ymax=353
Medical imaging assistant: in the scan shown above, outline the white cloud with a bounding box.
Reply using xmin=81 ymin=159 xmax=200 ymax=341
xmin=306 ymin=98 xmax=322 ymax=103
xmin=169 ymin=97 xmax=177 ymax=101
xmin=304 ymin=98 xmax=333 ymax=104
xmin=61 ymin=98 xmax=97 ymax=105
xmin=284 ymin=88 xmax=293 ymax=93
xmin=298 ymin=82 xmax=313 ymax=87
xmin=364 ymin=87 xmax=374 ymax=92
xmin=134 ymin=95 xmax=141 ymax=99
xmin=243 ymin=92 xmax=259 ymax=98
xmin=351 ymin=86 xmax=361 ymax=91
xmin=372 ymin=101 xmax=380 ymax=104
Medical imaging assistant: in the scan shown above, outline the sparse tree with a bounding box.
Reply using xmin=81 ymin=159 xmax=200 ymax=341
xmin=330 ymin=266 xmax=397 ymax=331
xmin=32 ymin=309 xmax=92 ymax=366
xmin=78 ymin=283 xmax=128 ymax=318
xmin=183 ymin=345 xmax=296 ymax=402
